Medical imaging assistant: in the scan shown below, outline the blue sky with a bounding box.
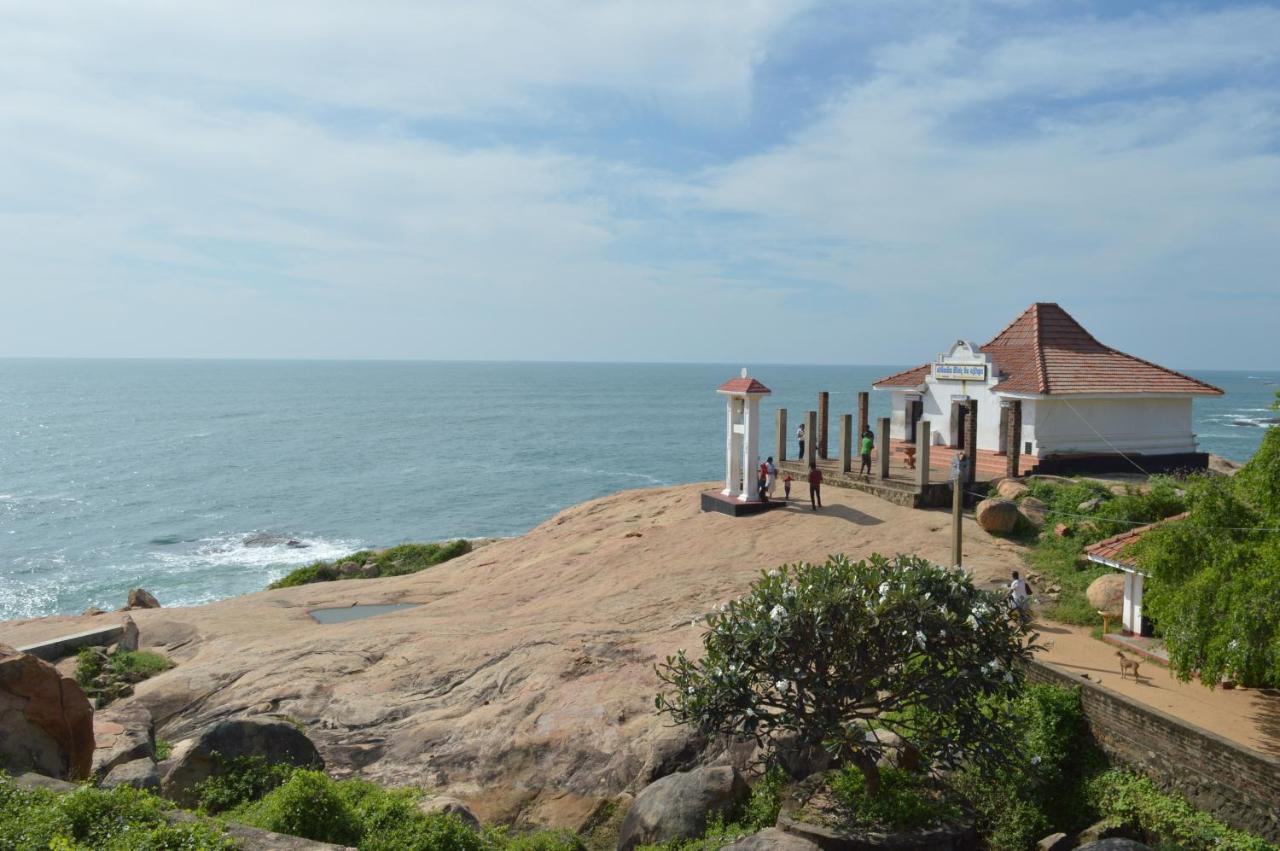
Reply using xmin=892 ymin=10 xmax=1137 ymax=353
xmin=1 ymin=1 xmax=1278 ymax=368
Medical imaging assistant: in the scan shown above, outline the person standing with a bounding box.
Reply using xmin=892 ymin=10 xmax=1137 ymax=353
xmin=1008 ymin=570 xmax=1032 ymax=624
xmin=765 ymin=457 xmax=778 ymax=497
xmin=808 ymin=465 xmax=823 ymax=511
xmin=859 ymin=428 xmax=874 ymax=478
xmin=757 ymin=459 xmax=769 ymax=497
xmin=783 ymin=473 xmax=793 ymax=500
xmin=796 ymin=422 xmax=806 ymax=461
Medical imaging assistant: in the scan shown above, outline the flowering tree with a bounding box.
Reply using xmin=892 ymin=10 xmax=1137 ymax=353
xmin=655 ymin=554 xmax=1035 ymax=797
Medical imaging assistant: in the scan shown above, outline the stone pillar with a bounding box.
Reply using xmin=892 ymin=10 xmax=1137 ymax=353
xmin=915 ymin=420 xmax=931 ymax=489
xmin=805 ymin=410 xmax=818 ymax=469
xmin=857 ymin=392 xmax=869 ymax=440
xmin=723 ymin=398 xmax=742 ymax=497
xmin=776 ymin=408 xmax=788 ymax=464
xmin=878 ymin=417 xmax=891 ymax=479
xmin=963 ymin=399 xmax=978 ymax=486
xmin=817 ymin=392 xmax=830 ymax=459
xmin=1005 ymin=401 xmax=1022 ymax=479
xmin=838 ymin=414 xmax=852 ymax=474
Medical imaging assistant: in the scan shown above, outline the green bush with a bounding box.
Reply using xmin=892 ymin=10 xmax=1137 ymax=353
xmin=0 ymin=773 xmax=233 ymax=850
xmin=1087 ymin=770 xmax=1274 ymax=851
xmin=237 ymin=769 xmax=363 ymax=845
xmin=269 ymin=540 xmax=472 ymax=589
xmin=196 ymin=754 xmax=298 ymax=813
xmin=829 ymin=766 xmax=961 ymax=829
xmin=111 ymin=650 xmax=173 ymax=681
xmin=75 ymin=647 xmax=173 ymax=706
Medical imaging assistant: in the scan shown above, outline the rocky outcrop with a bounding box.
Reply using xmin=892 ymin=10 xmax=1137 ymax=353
xmin=1018 ymin=497 xmax=1048 ymax=529
xmin=161 ymin=718 xmax=324 ymax=807
xmin=92 ymin=700 xmax=155 ymax=776
xmin=418 ymin=796 xmax=481 ymax=830
xmin=1086 ymin=575 xmax=1126 ymax=616
xmin=723 ymin=829 xmax=821 ymax=851
xmin=0 ymin=645 xmax=95 ymax=779
xmin=125 ymin=589 xmax=161 ymax=610
xmin=102 ymin=757 xmax=162 ymax=790
xmin=617 ymin=766 xmax=750 ymax=851
xmin=996 ymin=480 xmax=1029 ymax=500
xmin=119 ymin=615 xmax=140 ymax=653
xmin=976 ymin=498 xmax=1019 ymax=534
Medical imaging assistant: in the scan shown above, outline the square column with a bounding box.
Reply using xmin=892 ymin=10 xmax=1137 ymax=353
xmin=817 ymin=392 xmax=830 ymax=459
xmin=776 ymin=408 xmax=788 ymax=463
xmin=723 ymin=397 xmax=743 ymax=497
xmin=838 ymin=414 xmax=852 ymax=473
xmin=857 ymin=392 xmax=869 ymax=438
xmin=877 ymin=417 xmax=891 ymax=479
xmin=915 ymin=420 xmax=931 ymax=488
xmin=963 ymin=399 xmax=978 ymax=486
xmin=741 ymin=396 xmax=762 ymax=501
xmin=1004 ymin=401 xmax=1023 ymax=479
xmin=805 ymin=410 xmax=818 ymax=469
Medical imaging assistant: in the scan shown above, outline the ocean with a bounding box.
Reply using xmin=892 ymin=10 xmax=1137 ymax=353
xmin=1 ymin=360 xmax=1274 ymax=621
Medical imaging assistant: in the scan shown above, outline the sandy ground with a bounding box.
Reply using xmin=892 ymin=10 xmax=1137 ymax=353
xmin=1 ymin=480 xmax=1276 ymax=824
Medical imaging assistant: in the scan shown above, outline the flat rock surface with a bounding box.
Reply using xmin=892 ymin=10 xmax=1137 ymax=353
xmin=1 ymin=482 xmax=1274 ymax=824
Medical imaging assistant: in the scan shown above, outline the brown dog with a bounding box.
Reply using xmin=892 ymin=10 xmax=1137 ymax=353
xmin=1116 ymin=650 xmax=1141 ymax=681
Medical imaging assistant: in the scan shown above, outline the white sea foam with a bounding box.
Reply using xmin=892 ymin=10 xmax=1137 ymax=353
xmin=149 ymin=533 xmax=364 ymax=572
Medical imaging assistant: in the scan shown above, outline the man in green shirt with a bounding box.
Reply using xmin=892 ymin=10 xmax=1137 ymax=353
xmin=859 ymin=429 xmax=874 ymax=478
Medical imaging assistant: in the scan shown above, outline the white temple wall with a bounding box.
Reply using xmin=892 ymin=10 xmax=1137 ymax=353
xmin=1029 ymin=397 xmax=1197 ymax=456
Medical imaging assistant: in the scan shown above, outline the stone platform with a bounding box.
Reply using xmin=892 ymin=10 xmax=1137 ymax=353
xmin=699 ymin=491 xmax=787 ymax=517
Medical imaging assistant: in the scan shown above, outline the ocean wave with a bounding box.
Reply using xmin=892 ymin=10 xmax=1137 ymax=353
xmin=149 ymin=532 xmax=364 ymax=572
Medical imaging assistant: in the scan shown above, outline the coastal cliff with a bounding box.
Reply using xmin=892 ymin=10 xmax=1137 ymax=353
xmin=0 ymin=483 xmax=1026 ymax=828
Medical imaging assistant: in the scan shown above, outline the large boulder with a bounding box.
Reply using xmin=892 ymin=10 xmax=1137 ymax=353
xmin=1018 ymin=497 xmax=1048 ymax=529
xmin=125 ymin=588 xmax=161 ymax=610
xmin=418 ymin=795 xmax=481 ymax=830
xmin=618 ymin=766 xmax=750 ymax=851
xmin=118 ymin=615 xmax=140 ymax=653
xmin=102 ymin=757 xmax=162 ymax=790
xmin=0 ymin=645 xmax=95 ymax=780
xmin=722 ymin=829 xmax=822 ymax=851
xmin=996 ymin=480 xmax=1029 ymax=500
xmin=92 ymin=700 xmax=155 ymax=776
xmin=1077 ymin=841 xmax=1152 ymax=851
xmin=976 ymin=498 xmax=1019 ymax=534
xmin=1086 ymin=575 xmax=1126 ymax=616
xmin=161 ymin=718 xmax=323 ymax=807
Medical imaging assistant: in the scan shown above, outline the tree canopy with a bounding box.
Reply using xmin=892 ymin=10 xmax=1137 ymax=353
xmin=655 ymin=553 xmax=1035 ymax=797
xmin=1137 ymin=392 xmax=1280 ymax=687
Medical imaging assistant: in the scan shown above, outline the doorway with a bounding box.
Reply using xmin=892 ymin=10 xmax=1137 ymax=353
xmin=906 ymin=399 xmax=924 ymax=443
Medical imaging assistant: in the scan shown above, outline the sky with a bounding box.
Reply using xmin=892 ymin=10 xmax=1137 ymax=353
xmin=1 ymin=1 xmax=1278 ymax=369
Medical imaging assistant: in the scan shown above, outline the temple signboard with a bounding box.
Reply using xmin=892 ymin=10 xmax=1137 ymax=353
xmin=932 ymin=363 xmax=987 ymax=381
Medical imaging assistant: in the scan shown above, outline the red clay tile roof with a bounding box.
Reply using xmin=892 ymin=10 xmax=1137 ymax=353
xmin=1084 ymin=513 xmax=1188 ymax=568
xmin=717 ymin=376 xmax=772 ymax=394
xmin=873 ymin=303 xmax=1223 ymax=397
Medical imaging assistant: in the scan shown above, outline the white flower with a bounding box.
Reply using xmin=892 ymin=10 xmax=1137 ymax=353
xmin=965 ymin=614 xmax=979 ymax=629
xmin=686 ymin=686 xmax=695 ymax=694
xmin=719 ymin=603 xmax=728 ymax=613
xmin=775 ymin=679 xmax=790 ymax=692
xmin=1030 ymin=755 xmax=1042 ymax=766
xmin=915 ymin=630 xmax=928 ymax=650
xmin=768 ymin=569 xmax=780 ymax=578
xmin=878 ymin=582 xmax=891 ymax=598
xmin=1004 ymin=672 xmax=1015 ymax=684
xmin=769 ymin=604 xmax=787 ymax=623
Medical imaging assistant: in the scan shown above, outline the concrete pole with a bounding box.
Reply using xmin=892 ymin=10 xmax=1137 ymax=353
xmin=743 ymin=397 xmax=760 ymax=501
xmin=878 ymin=417 xmax=891 ymax=479
xmin=964 ymin=399 xmax=978 ymax=487
xmin=805 ymin=410 xmax=818 ymax=470
xmin=838 ymin=414 xmax=852 ymax=473
xmin=857 ymin=392 xmax=869 ymax=439
xmin=915 ymin=420 xmax=931 ymax=489
xmin=951 ymin=461 xmax=963 ymax=569
xmin=776 ymin=408 xmax=788 ymax=464
xmin=1005 ymin=401 xmax=1022 ymax=479
xmin=817 ymin=392 xmax=830 ymax=459
xmin=723 ymin=397 xmax=740 ymax=497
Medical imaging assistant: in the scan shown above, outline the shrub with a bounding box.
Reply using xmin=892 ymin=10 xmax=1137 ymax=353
xmin=196 ymin=754 xmax=297 ymax=813
xmin=269 ymin=540 xmax=472 ymax=589
xmin=238 ymin=769 xmax=362 ymax=845
xmin=111 ymin=650 xmax=173 ymax=681
xmin=829 ymin=766 xmax=961 ymax=829
xmin=1087 ymin=769 xmax=1273 ymax=851
xmin=657 ymin=554 xmax=1035 ymax=799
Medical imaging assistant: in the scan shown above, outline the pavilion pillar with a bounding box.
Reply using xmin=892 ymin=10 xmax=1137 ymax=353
xmin=877 ymin=417 xmax=891 ymax=480
xmin=776 ymin=408 xmax=788 ymax=464
xmin=838 ymin=414 xmax=852 ymax=474
xmin=723 ymin=397 xmax=742 ymax=497
xmin=805 ymin=410 xmax=818 ymax=470
xmin=915 ymin=420 xmax=931 ymax=489
xmin=857 ymin=392 xmax=869 ymax=439
xmin=817 ymin=392 xmax=830 ymax=459
xmin=963 ymin=399 xmax=978 ymax=487
xmin=1004 ymin=401 xmax=1022 ymax=479
xmin=742 ymin=396 xmax=761 ymax=501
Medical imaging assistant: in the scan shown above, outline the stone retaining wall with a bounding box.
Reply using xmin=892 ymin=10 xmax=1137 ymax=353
xmin=1025 ymin=660 xmax=1280 ymax=842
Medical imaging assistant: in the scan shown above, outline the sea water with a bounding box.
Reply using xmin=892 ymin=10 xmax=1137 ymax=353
xmin=0 ymin=360 xmax=1273 ymax=620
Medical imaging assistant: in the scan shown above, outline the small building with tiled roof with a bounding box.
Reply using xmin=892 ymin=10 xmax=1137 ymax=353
xmin=872 ymin=303 xmax=1223 ymax=474
xmin=1084 ymin=514 xmax=1187 ymax=635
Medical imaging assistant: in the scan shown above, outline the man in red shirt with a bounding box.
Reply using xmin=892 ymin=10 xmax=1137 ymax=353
xmin=808 ymin=465 xmax=823 ymax=511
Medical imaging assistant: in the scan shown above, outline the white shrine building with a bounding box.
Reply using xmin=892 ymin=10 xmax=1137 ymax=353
xmin=1084 ymin=515 xmax=1186 ymax=636
xmin=701 ymin=370 xmax=783 ymax=517
xmin=872 ymin=303 xmax=1223 ymax=475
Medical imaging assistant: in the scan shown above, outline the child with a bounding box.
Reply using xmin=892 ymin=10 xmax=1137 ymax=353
xmin=783 ymin=473 xmax=793 ymax=500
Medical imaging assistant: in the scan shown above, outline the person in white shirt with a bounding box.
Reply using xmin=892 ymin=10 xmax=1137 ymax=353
xmin=796 ymin=423 xmax=806 ymax=460
xmin=1008 ymin=570 xmax=1032 ymax=623
xmin=765 ymin=457 xmax=777 ymax=496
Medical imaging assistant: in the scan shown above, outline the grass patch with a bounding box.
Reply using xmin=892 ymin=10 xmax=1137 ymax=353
xmin=268 ymin=540 xmax=472 ymax=589
xmin=828 ymin=767 xmax=962 ymax=831
xmin=75 ymin=647 xmax=173 ymax=707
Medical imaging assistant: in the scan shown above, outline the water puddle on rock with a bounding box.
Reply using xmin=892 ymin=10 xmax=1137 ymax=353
xmin=309 ymin=603 xmax=419 ymax=624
